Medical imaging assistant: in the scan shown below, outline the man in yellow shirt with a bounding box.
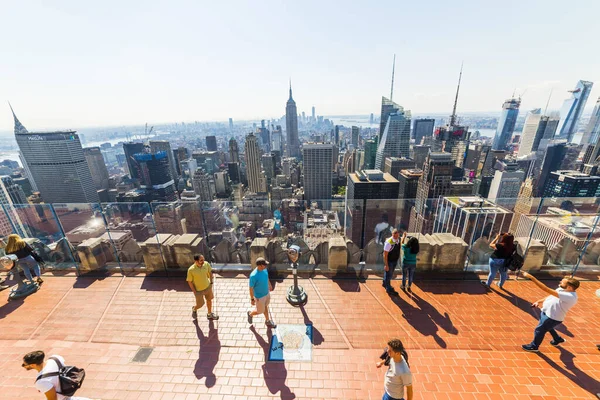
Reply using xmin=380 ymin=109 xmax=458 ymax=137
xmin=187 ymin=254 xmax=219 ymax=320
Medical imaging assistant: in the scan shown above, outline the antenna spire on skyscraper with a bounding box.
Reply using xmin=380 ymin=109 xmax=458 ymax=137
xmin=390 ymin=54 xmax=396 ymax=101
xmin=8 ymin=102 xmax=28 ymax=135
xmin=544 ymin=88 xmax=553 ymax=115
xmin=449 ymin=62 xmax=463 ymax=127
xmin=289 ymin=78 xmax=293 ymax=100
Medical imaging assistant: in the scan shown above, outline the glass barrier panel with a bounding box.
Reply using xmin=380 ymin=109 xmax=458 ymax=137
xmin=9 ymin=203 xmax=78 ymax=274
xmin=102 ymin=202 xmax=160 ymax=276
xmin=53 ymin=203 xmax=120 ymax=276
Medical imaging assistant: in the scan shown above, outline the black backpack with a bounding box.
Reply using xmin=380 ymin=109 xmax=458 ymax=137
xmin=36 ymin=356 xmax=85 ymax=396
xmin=504 ymin=250 xmax=524 ymax=272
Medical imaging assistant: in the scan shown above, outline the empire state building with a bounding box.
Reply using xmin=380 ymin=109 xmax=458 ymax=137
xmin=285 ymin=83 xmax=301 ymax=158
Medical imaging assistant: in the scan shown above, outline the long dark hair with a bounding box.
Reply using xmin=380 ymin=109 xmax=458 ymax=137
xmin=387 ymin=338 xmax=410 ymax=367
xmin=407 ymin=237 xmax=419 ymax=254
xmin=499 ymin=233 xmax=515 ymax=254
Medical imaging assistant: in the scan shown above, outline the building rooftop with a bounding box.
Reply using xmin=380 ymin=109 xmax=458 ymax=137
xmin=350 ymin=170 xmax=399 ymax=184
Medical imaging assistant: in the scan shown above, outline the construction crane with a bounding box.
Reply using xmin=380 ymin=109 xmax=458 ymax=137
xmin=144 ymin=123 xmax=154 ymax=139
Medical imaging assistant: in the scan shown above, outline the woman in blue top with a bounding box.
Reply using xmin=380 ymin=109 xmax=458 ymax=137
xmin=401 ymin=232 xmax=419 ymax=292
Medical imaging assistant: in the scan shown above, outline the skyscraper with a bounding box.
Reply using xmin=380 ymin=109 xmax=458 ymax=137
xmin=285 ymin=83 xmax=301 ymax=158
xmin=229 ymin=118 xmax=234 ymax=132
xmin=364 ymin=138 xmax=379 ymax=169
xmin=351 ymin=126 xmax=360 ymax=147
xmin=133 ymin=151 xmax=177 ymax=202
xmin=492 ymin=98 xmax=521 ymax=151
xmin=409 ymin=152 xmax=454 ymax=234
xmin=375 ymin=109 xmax=412 ymax=170
xmin=245 ymin=132 xmax=263 ymax=193
xmin=543 ymin=170 xmax=600 ymax=198
xmin=413 ymin=119 xmax=435 ymax=145
xmin=192 ymin=168 xmax=214 ymax=202
xmin=83 ymin=147 xmax=110 ymax=191
xmin=206 ymin=135 xmax=218 ymax=151
xmin=11 ymin=106 xmax=99 ymax=203
xmin=229 ymin=138 xmax=240 ymax=163
xmin=518 ymin=109 xmax=543 ymax=156
xmin=0 ymin=175 xmax=30 ymax=237
xmin=123 ymin=142 xmax=145 ymax=180
xmin=378 ymin=97 xmax=401 ymax=141
xmin=581 ymin=97 xmax=600 ymax=165
xmin=271 ymin=125 xmax=283 ymax=154
xmin=487 ymin=164 xmax=525 ymax=210
xmin=173 ymin=147 xmax=189 ymax=176
xmin=150 ymin=140 xmax=179 ymax=181
xmin=302 ymin=144 xmax=333 ymax=202
xmin=555 ymin=80 xmax=594 ymax=142
xmin=311 ymin=106 xmax=316 ymax=121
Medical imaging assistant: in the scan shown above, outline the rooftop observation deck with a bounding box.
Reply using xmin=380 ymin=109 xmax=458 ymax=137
xmin=0 ymin=274 xmax=599 ymax=399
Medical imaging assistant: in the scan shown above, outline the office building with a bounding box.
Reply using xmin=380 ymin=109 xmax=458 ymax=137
xmin=228 ymin=138 xmax=240 ymax=163
xmin=533 ymin=142 xmax=582 ymax=196
xmin=492 ymin=98 xmax=521 ymax=151
xmin=179 ymin=158 xmax=198 ymax=186
xmin=345 ymin=169 xmax=400 ymax=247
xmin=271 ymin=125 xmax=282 ymax=154
xmin=303 ymin=144 xmax=334 ymax=202
xmin=543 ymin=170 xmax=600 ymax=198
xmin=214 ymin=171 xmax=231 ymax=196
xmin=133 ymin=151 xmax=177 ymax=202
xmin=83 ymin=147 xmax=110 ymax=191
xmin=227 ymin=162 xmax=240 ymax=183
xmin=378 ymin=97 xmax=401 ymax=141
xmin=519 ymin=109 xmax=544 ymax=156
xmin=384 ymin=157 xmax=417 ymax=180
xmin=229 ymin=118 xmax=234 ymax=132
xmin=192 ymin=168 xmax=214 ymax=202
xmin=351 ymin=126 xmax=360 ymax=147
xmin=149 ymin=140 xmax=179 ymax=181
xmin=413 ymin=118 xmax=435 ymax=145
xmin=487 ymin=164 xmax=525 ymax=210
xmin=123 ymin=142 xmax=145 ymax=180
xmin=312 ymin=106 xmax=316 ymax=121
xmin=364 ymin=138 xmax=378 ymax=169
xmin=409 ymin=152 xmax=454 ymax=234
xmin=262 ymin=153 xmax=276 ymax=185
xmin=245 ymin=132 xmax=263 ymax=193
xmin=555 ymin=80 xmax=594 ymax=142
xmin=581 ymin=97 xmax=600 ymax=165
xmin=285 ymin=84 xmax=301 ymax=158
xmin=173 ymin=147 xmax=188 ymax=176
xmin=258 ymin=120 xmax=270 ymax=153
xmin=397 ymin=169 xmax=423 ymax=230
xmin=206 ymin=135 xmax=218 ymax=152
xmin=12 ymin=107 xmax=99 ymax=203
xmin=375 ymin=109 xmax=412 ymax=170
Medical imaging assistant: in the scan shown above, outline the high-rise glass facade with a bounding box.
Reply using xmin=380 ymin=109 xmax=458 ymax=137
xmin=492 ymin=98 xmax=521 ymax=151
xmin=555 ymin=80 xmax=593 ymax=143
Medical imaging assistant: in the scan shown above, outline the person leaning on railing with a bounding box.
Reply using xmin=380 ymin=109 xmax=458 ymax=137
xmin=5 ymin=234 xmax=43 ymax=285
xmin=481 ymin=232 xmax=515 ymax=289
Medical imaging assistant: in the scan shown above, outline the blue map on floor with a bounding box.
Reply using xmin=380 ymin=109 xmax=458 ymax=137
xmin=268 ymin=324 xmax=313 ymax=362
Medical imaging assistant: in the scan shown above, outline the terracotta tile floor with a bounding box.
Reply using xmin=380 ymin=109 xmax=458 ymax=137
xmin=0 ymin=275 xmax=599 ymax=399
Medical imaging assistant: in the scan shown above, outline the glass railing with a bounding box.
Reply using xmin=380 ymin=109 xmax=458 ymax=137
xmin=1 ymin=195 xmax=598 ymax=278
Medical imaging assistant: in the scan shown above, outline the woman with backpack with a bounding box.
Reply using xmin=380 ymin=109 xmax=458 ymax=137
xmin=401 ymin=232 xmax=419 ymax=292
xmin=5 ymin=234 xmax=43 ymax=285
xmin=482 ymin=232 xmax=515 ymax=289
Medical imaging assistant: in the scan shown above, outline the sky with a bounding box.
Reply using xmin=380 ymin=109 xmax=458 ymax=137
xmin=2 ymin=0 xmax=600 ymax=131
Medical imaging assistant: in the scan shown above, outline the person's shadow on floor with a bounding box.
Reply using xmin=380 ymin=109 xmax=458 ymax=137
xmin=536 ymin=347 xmax=600 ymax=397
xmin=390 ymin=293 xmax=447 ymax=348
xmin=250 ymin=326 xmax=296 ymax=399
xmin=193 ymin=320 xmax=220 ymax=387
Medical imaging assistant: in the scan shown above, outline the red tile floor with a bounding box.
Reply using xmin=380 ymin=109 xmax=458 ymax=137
xmin=0 ymin=274 xmax=599 ymax=399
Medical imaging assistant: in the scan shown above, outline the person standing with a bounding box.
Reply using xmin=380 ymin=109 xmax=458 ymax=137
xmin=187 ymin=254 xmax=219 ymax=321
xmin=481 ymin=232 xmax=515 ymax=289
xmin=383 ymin=229 xmax=401 ymax=295
xmin=376 ymin=338 xmax=414 ymax=400
xmin=247 ymin=257 xmax=276 ymax=328
xmin=400 ymin=233 xmax=419 ymax=292
xmin=22 ymin=350 xmax=91 ymax=400
xmin=5 ymin=234 xmax=43 ymax=285
xmin=520 ymin=272 xmax=579 ymax=352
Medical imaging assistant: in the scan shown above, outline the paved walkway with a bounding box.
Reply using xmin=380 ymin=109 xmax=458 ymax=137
xmin=0 ymin=274 xmax=599 ymax=399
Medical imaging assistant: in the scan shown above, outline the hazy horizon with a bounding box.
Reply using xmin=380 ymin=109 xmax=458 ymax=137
xmin=3 ymin=0 xmax=600 ymax=131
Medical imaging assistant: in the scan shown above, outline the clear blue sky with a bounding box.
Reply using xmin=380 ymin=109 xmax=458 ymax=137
xmin=2 ymin=0 xmax=600 ymax=130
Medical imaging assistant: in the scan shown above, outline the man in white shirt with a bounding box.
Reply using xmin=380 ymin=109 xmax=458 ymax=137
xmin=520 ymin=272 xmax=579 ymax=352
xmin=22 ymin=350 xmax=91 ymax=400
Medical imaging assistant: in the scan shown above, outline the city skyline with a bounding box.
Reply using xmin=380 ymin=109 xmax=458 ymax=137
xmin=2 ymin=1 xmax=600 ymax=130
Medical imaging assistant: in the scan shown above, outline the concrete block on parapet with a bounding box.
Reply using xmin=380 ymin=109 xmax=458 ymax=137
xmin=140 ymin=233 xmax=172 ymax=273
xmin=172 ymin=234 xmax=208 ymax=268
xmin=418 ymin=233 xmax=468 ymax=272
xmin=328 ymin=237 xmax=348 ymax=272
xmin=250 ymin=237 xmax=269 ymax=268
xmin=76 ymin=237 xmax=114 ymax=272
xmin=515 ymin=237 xmax=546 ymax=272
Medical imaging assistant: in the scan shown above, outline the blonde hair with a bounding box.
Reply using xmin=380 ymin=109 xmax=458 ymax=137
xmin=5 ymin=234 xmax=26 ymax=254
